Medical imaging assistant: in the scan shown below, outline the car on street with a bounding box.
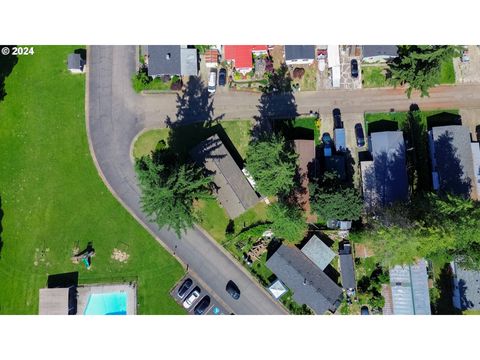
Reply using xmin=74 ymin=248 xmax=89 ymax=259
xmin=361 ymin=306 xmax=370 ymax=315
xmin=218 ymin=68 xmax=226 ymax=86
xmin=194 ymin=295 xmax=211 ymax=315
xmin=333 ymin=108 xmax=342 ymax=129
xmin=355 ymin=123 xmax=365 ymax=148
xmin=183 ymin=287 xmax=201 ymax=309
xmin=177 ymin=278 xmax=193 ymax=299
xmin=208 ymin=70 xmax=217 ymax=93
xmin=226 ymin=280 xmax=240 ymax=300
xmin=351 ymin=59 xmax=359 ymax=78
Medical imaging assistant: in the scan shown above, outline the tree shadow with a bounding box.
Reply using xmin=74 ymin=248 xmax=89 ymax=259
xmin=46 ymin=272 xmax=79 ymax=315
xmin=431 ymin=264 xmax=462 ymax=315
xmin=0 ymin=196 xmax=3 ymax=259
xmin=0 ymin=45 xmax=19 ymax=102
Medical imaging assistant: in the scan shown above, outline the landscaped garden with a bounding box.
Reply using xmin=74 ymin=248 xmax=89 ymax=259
xmin=0 ymin=46 xmax=185 ymax=314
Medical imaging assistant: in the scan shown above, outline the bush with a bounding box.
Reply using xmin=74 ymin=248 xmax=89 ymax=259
xmin=292 ymin=68 xmax=305 ymax=79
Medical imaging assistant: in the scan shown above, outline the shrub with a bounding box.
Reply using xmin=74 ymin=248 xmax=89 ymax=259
xmin=292 ymin=68 xmax=305 ymax=79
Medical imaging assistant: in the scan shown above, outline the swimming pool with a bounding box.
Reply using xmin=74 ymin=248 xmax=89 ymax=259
xmin=83 ymin=292 xmax=127 ymax=315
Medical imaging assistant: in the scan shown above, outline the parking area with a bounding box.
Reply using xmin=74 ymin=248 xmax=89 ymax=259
xmin=170 ymin=273 xmax=232 ymax=315
xmin=454 ymin=45 xmax=480 ymax=84
xmin=339 ymin=46 xmax=362 ymax=90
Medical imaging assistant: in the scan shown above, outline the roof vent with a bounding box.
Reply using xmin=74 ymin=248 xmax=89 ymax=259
xmin=166 ymin=53 xmax=171 ymax=60
xmin=303 ymin=278 xmax=307 ymax=285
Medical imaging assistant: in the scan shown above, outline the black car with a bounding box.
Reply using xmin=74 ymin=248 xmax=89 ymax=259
xmin=194 ymin=295 xmax=211 ymax=315
xmin=177 ymin=278 xmax=193 ymax=299
xmin=218 ymin=68 xmax=227 ymax=86
xmin=226 ymin=280 xmax=240 ymax=300
xmin=351 ymin=59 xmax=359 ymax=78
xmin=360 ymin=306 xmax=370 ymax=315
xmin=333 ymin=108 xmax=342 ymax=129
xmin=355 ymin=123 xmax=365 ymax=147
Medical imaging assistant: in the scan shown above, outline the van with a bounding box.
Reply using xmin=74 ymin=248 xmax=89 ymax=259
xmin=208 ymin=70 xmax=217 ymax=93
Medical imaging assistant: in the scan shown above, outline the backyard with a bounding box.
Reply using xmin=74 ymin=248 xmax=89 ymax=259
xmin=0 ymin=46 xmax=185 ymax=314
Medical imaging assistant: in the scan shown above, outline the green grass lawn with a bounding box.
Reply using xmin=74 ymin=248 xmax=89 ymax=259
xmin=361 ymin=65 xmax=391 ymax=88
xmin=133 ymin=129 xmax=170 ymax=158
xmin=0 ymin=46 xmax=185 ymax=314
xmin=439 ymin=58 xmax=455 ymax=84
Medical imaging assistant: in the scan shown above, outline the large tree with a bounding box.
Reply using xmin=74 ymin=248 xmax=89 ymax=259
xmin=245 ymin=133 xmax=298 ymax=197
xmin=267 ymin=202 xmax=307 ymax=243
xmin=389 ymin=45 xmax=461 ymax=97
xmin=135 ymin=153 xmax=212 ymax=236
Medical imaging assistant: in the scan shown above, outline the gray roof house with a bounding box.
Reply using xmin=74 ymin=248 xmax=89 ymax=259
xmin=301 ymin=235 xmax=335 ymax=271
xmin=190 ymin=134 xmax=260 ymax=219
xmin=339 ymin=241 xmax=356 ymax=292
xmin=285 ymin=45 xmax=315 ymax=65
xmin=266 ymin=244 xmax=343 ymax=314
xmin=147 ymin=45 xmax=182 ymax=77
xmin=67 ymin=53 xmax=85 ymax=73
xmin=362 ymin=46 xmax=398 ymax=62
xmin=389 ymin=259 xmax=431 ymax=315
xmin=180 ymin=48 xmax=198 ymax=76
xmin=428 ymin=125 xmax=477 ymax=199
xmin=361 ymin=131 xmax=408 ymax=209
xmin=451 ymin=261 xmax=480 ymax=311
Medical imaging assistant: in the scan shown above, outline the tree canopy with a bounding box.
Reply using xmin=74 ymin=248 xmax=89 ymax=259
xmin=388 ymin=45 xmax=461 ymax=97
xmin=245 ymin=133 xmax=298 ymax=197
xmin=267 ymin=202 xmax=307 ymax=243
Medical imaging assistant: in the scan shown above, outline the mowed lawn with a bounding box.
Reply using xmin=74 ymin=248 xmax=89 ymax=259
xmin=0 ymin=46 xmax=184 ymax=314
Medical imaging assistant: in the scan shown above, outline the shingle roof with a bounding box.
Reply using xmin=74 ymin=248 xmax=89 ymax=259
xmin=285 ymin=45 xmax=315 ymax=61
xmin=67 ymin=53 xmax=83 ymax=70
xmin=362 ymin=46 xmax=398 ymax=59
xmin=190 ymin=134 xmax=260 ymax=219
xmin=266 ymin=244 xmax=343 ymax=314
xmin=301 ymin=235 xmax=335 ymax=271
xmin=147 ymin=45 xmax=181 ymax=76
xmin=180 ymin=48 xmax=198 ymax=76
xmin=339 ymin=242 xmax=356 ymax=290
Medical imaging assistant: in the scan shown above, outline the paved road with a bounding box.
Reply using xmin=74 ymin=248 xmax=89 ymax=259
xmin=87 ymin=46 xmax=287 ymax=315
xmin=87 ymin=45 xmax=480 ymax=315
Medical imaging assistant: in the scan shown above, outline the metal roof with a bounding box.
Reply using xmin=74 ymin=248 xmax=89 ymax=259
xmin=180 ymin=48 xmax=198 ymax=76
xmin=301 ymin=235 xmax=336 ymax=271
xmin=147 ymin=45 xmax=181 ymax=76
xmin=285 ymin=45 xmax=315 ymax=61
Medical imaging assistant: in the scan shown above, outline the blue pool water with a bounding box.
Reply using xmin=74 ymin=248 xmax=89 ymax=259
xmin=83 ymin=292 xmax=127 ymax=315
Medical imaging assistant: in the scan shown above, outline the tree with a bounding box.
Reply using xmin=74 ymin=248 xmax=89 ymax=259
xmin=310 ymin=172 xmax=363 ymax=221
xmin=388 ymin=45 xmax=461 ymax=97
xmin=245 ymin=133 xmax=298 ymax=197
xmin=135 ymin=153 xmax=212 ymax=237
xmin=267 ymin=202 xmax=307 ymax=243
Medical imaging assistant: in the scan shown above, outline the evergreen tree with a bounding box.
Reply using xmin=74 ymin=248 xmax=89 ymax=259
xmin=267 ymin=202 xmax=307 ymax=243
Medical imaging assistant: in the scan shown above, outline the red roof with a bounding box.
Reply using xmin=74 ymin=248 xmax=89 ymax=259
xmin=224 ymin=45 xmax=268 ymax=69
xmin=204 ymin=49 xmax=219 ymax=64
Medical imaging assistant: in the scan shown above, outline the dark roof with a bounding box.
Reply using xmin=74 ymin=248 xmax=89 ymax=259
xmin=147 ymin=45 xmax=181 ymax=76
xmin=362 ymin=46 xmax=398 ymax=58
xmin=339 ymin=241 xmax=356 ymax=290
xmin=266 ymin=244 xmax=343 ymax=314
xmin=190 ymin=134 xmax=260 ymax=219
xmin=285 ymin=45 xmax=315 ymax=61
xmin=453 ymin=266 xmax=480 ymax=310
xmin=67 ymin=53 xmax=83 ymax=70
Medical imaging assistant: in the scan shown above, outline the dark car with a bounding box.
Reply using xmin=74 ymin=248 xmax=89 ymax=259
xmin=177 ymin=278 xmax=193 ymax=299
xmin=476 ymin=125 xmax=480 ymax=141
xmin=218 ymin=68 xmax=227 ymax=86
xmin=226 ymin=280 xmax=240 ymax=300
xmin=351 ymin=59 xmax=359 ymax=78
xmin=355 ymin=123 xmax=365 ymax=148
xmin=360 ymin=306 xmax=370 ymax=315
xmin=333 ymin=108 xmax=342 ymax=129
xmin=194 ymin=295 xmax=211 ymax=315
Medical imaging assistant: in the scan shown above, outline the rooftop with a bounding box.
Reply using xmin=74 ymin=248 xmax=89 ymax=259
xmin=362 ymin=45 xmax=398 ymax=59
xmin=67 ymin=53 xmax=83 ymax=70
xmin=301 ymin=235 xmax=335 ymax=271
xmin=285 ymin=45 xmax=315 ymax=61
xmin=452 ymin=263 xmax=480 ymax=311
xmin=147 ymin=45 xmax=181 ymax=76
xmin=223 ymin=45 xmax=268 ymax=70
xmin=39 ymin=287 xmax=74 ymax=315
xmin=180 ymin=48 xmax=198 ymax=76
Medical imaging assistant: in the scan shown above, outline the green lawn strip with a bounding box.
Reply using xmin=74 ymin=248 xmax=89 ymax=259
xmin=0 ymin=46 xmax=184 ymax=314
xmin=133 ymin=129 xmax=170 ymax=158
xmin=361 ymin=65 xmax=391 ymax=88
xmin=273 ymin=116 xmax=320 ymax=145
xmin=439 ymin=58 xmax=455 ymax=84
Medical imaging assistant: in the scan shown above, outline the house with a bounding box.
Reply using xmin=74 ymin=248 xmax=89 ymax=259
xmin=388 ymin=259 xmax=431 ymax=315
xmin=284 ymin=45 xmax=315 ymax=66
xmin=204 ymin=49 xmax=219 ymax=68
xmin=190 ymin=134 xmax=260 ymax=219
xmin=266 ymin=244 xmax=343 ymax=314
xmin=223 ymin=45 xmax=268 ymax=74
xmin=361 ymin=131 xmax=408 ymax=209
xmin=327 ymin=45 xmax=340 ymax=88
xmin=428 ymin=125 xmax=479 ymax=200
xmin=451 ymin=261 xmax=480 ymax=311
xmin=180 ymin=47 xmax=198 ymax=76
xmin=362 ymin=45 xmax=398 ymax=63
xmin=293 ymin=139 xmax=316 ymax=219
xmin=67 ymin=53 xmax=85 ymax=73
xmin=147 ymin=45 xmax=198 ymax=78
xmin=339 ymin=241 xmax=356 ymax=296
xmin=301 ymin=235 xmax=336 ymax=271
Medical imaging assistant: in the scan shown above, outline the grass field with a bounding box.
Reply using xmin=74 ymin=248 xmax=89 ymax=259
xmin=0 ymin=46 xmax=185 ymax=314
xmin=439 ymin=58 xmax=456 ymax=84
xmin=362 ymin=65 xmax=391 ymax=88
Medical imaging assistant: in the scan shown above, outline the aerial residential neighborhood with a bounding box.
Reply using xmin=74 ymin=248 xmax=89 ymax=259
xmin=1 ymin=43 xmax=480 ymax=319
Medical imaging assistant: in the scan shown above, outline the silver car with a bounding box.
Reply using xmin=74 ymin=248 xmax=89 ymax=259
xmin=182 ymin=287 xmax=201 ymax=309
xmin=208 ymin=70 xmax=217 ymax=93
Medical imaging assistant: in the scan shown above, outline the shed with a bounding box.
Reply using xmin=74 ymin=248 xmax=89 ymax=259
xmin=339 ymin=242 xmax=356 ymax=291
xmin=180 ymin=48 xmax=198 ymax=76
xmin=451 ymin=262 xmax=480 ymax=311
xmin=205 ymin=49 xmax=219 ymax=68
xmin=268 ymin=279 xmax=288 ymax=300
xmin=67 ymin=53 xmax=84 ymax=73
xmin=301 ymin=235 xmax=336 ymax=271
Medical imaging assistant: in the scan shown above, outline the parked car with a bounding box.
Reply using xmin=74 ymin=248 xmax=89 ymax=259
xmin=183 ymin=287 xmax=201 ymax=309
xmin=360 ymin=306 xmax=370 ymax=315
xmin=354 ymin=123 xmax=365 ymax=147
xmin=351 ymin=59 xmax=359 ymax=78
xmin=461 ymin=47 xmax=470 ymax=63
xmin=218 ymin=68 xmax=227 ymax=86
xmin=194 ymin=295 xmax=211 ymax=315
xmin=177 ymin=278 xmax=193 ymax=299
xmin=322 ymin=132 xmax=333 ymax=157
xmin=476 ymin=125 xmax=480 ymax=141
xmin=208 ymin=70 xmax=217 ymax=93
xmin=226 ymin=280 xmax=240 ymax=300
xmin=333 ymin=108 xmax=342 ymax=129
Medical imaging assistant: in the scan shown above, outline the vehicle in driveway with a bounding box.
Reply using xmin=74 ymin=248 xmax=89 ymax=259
xmin=351 ymin=59 xmax=359 ymax=78
xmin=177 ymin=278 xmax=193 ymax=299
xmin=355 ymin=123 xmax=365 ymax=148
xmin=226 ymin=280 xmax=240 ymax=300
xmin=183 ymin=287 xmax=201 ymax=309
xmin=218 ymin=68 xmax=227 ymax=86
xmin=194 ymin=295 xmax=211 ymax=315
xmin=361 ymin=305 xmax=370 ymax=315
xmin=208 ymin=70 xmax=217 ymax=93
xmin=322 ymin=132 xmax=333 ymax=157
xmin=333 ymin=108 xmax=342 ymax=129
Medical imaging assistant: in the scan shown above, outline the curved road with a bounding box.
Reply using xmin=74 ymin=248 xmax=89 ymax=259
xmin=87 ymin=46 xmax=480 ymax=315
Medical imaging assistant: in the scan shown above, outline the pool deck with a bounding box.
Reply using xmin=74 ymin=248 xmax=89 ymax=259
xmin=77 ymin=283 xmax=137 ymax=315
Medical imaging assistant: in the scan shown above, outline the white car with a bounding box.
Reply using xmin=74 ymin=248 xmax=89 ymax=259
xmin=208 ymin=70 xmax=217 ymax=93
xmin=182 ymin=288 xmax=200 ymax=309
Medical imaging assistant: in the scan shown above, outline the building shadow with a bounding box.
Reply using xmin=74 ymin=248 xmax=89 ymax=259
xmin=426 ymin=112 xmax=462 ymax=130
xmin=47 ymin=272 xmax=79 ymax=315
xmin=0 ymin=45 xmax=19 ymax=102
xmin=74 ymin=48 xmax=87 ymax=61
xmin=367 ymin=119 xmax=398 ymax=135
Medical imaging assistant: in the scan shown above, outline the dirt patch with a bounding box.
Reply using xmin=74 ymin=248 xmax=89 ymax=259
xmin=112 ymin=248 xmax=130 ymax=263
